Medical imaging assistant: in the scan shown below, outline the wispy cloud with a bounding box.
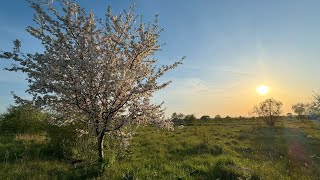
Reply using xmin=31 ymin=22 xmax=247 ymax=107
xmin=185 ymin=78 xmax=210 ymax=93
xmin=215 ymin=66 xmax=254 ymax=76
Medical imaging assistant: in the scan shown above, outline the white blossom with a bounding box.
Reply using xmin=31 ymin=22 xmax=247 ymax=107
xmin=0 ymin=0 xmax=183 ymax=161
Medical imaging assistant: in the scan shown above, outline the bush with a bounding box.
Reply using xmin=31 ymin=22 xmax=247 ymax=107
xmin=0 ymin=105 xmax=96 ymax=162
xmin=44 ymin=121 xmax=97 ymax=161
xmin=44 ymin=123 xmax=78 ymax=159
xmin=0 ymin=105 xmax=47 ymax=134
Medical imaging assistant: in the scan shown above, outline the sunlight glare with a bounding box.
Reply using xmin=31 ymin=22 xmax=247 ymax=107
xmin=256 ymin=85 xmax=269 ymax=95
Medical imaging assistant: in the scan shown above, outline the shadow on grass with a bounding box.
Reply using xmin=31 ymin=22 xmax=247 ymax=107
xmin=56 ymin=163 xmax=105 ymax=179
xmin=179 ymin=156 xmax=260 ymax=180
xmin=0 ymin=133 xmax=103 ymax=179
xmin=209 ymin=157 xmax=260 ymax=180
xmin=247 ymin=126 xmax=320 ymax=170
xmin=0 ymin=161 xmax=104 ymax=180
xmin=167 ymin=143 xmax=224 ymax=161
xmin=0 ymin=133 xmax=61 ymax=163
xmin=248 ymin=127 xmax=315 ymax=157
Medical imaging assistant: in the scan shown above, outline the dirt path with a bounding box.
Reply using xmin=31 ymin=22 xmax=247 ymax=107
xmin=283 ymin=128 xmax=314 ymax=167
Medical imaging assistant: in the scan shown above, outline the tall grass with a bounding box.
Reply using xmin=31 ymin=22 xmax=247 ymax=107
xmin=1 ymin=111 xmax=320 ymax=179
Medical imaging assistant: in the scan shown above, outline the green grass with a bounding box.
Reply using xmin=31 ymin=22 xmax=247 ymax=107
xmin=1 ymin=118 xmax=320 ymax=179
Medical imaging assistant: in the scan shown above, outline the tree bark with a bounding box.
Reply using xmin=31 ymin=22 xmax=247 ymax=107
xmin=97 ymin=132 xmax=105 ymax=163
xmin=269 ymin=116 xmax=275 ymax=127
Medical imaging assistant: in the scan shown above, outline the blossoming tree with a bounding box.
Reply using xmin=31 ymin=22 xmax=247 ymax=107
xmin=0 ymin=0 xmax=182 ymax=162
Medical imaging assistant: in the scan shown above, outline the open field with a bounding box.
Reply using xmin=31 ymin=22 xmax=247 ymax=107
xmin=2 ymin=1 xmax=320 ymax=180
xmin=1 ymin=118 xmax=320 ymax=179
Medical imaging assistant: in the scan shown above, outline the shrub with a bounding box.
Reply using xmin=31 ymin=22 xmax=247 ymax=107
xmin=0 ymin=105 xmax=47 ymax=134
xmin=0 ymin=105 xmax=96 ymax=162
xmin=44 ymin=121 xmax=97 ymax=161
xmin=44 ymin=123 xmax=79 ymax=160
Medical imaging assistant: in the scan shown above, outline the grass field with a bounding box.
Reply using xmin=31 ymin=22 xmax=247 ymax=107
xmin=1 ymin=118 xmax=320 ymax=179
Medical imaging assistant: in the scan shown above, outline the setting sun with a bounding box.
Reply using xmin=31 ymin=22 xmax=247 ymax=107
xmin=256 ymin=85 xmax=269 ymax=95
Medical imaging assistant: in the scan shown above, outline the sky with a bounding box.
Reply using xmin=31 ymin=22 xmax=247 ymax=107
xmin=1 ymin=0 xmax=320 ymax=117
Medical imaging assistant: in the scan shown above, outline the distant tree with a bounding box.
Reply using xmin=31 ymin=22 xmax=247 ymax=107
xmin=171 ymin=112 xmax=185 ymax=120
xmin=171 ymin=112 xmax=186 ymax=125
xmin=177 ymin=113 xmax=186 ymax=120
xmin=200 ymin=115 xmax=210 ymax=120
xmin=252 ymin=98 xmax=283 ymax=126
xmin=225 ymin=115 xmax=231 ymax=119
xmin=184 ymin=114 xmax=197 ymax=121
xmin=307 ymin=93 xmax=320 ymax=119
xmin=287 ymin=113 xmax=293 ymax=117
xmin=292 ymin=103 xmax=308 ymax=119
xmin=314 ymin=93 xmax=320 ymax=111
xmin=171 ymin=112 xmax=178 ymax=120
xmin=215 ymin=115 xmax=221 ymax=120
xmin=0 ymin=0 xmax=182 ymax=162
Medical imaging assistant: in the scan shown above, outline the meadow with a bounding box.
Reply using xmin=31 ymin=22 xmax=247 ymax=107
xmin=0 ymin=117 xmax=320 ymax=179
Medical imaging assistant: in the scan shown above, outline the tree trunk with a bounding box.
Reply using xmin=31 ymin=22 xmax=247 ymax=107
xmin=269 ymin=116 xmax=275 ymax=127
xmin=97 ymin=132 xmax=105 ymax=163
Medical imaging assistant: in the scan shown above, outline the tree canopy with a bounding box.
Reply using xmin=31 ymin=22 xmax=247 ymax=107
xmin=253 ymin=98 xmax=283 ymax=126
xmin=0 ymin=0 xmax=182 ymax=162
xmin=292 ymin=103 xmax=308 ymax=119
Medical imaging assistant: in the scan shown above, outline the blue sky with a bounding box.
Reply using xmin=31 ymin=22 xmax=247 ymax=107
xmin=1 ymin=0 xmax=320 ymax=117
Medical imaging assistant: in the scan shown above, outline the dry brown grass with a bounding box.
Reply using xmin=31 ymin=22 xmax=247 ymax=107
xmin=15 ymin=134 xmax=46 ymax=144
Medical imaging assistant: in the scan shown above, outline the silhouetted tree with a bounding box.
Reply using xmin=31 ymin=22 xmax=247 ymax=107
xmin=177 ymin=113 xmax=186 ymax=120
xmin=171 ymin=112 xmax=178 ymax=120
xmin=171 ymin=112 xmax=185 ymax=120
xmin=200 ymin=115 xmax=210 ymax=120
xmin=292 ymin=103 xmax=308 ymax=119
xmin=252 ymin=98 xmax=283 ymax=126
xmin=307 ymin=93 xmax=320 ymax=119
xmin=184 ymin=114 xmax=196 ymax=121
